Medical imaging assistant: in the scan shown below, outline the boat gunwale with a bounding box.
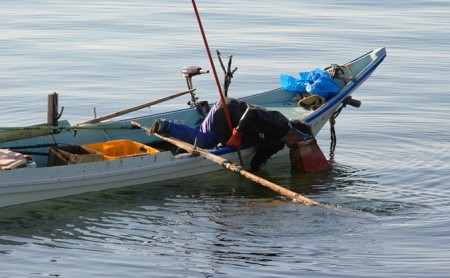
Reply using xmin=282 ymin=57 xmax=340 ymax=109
xmin=0 ymin=145 xmax=252 ymax=188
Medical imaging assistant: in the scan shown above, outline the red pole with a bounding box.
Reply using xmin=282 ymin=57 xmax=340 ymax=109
xmin=191 ymin=0 xmax=244 ymax=165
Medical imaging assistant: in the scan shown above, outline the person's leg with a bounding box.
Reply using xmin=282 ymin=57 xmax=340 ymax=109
xmin=153 ymin=120 xmax=217 ymax=149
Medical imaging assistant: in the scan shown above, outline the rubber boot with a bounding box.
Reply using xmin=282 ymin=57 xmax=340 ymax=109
xmin=289 ymin=138 xmax=331 ymax=173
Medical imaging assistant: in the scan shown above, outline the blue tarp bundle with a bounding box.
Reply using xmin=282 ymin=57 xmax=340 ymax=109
xmin=280 ymin=68 xmax=340 ymax=99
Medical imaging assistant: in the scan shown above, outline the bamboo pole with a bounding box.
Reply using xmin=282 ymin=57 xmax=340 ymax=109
xmin=79 ymin=88 xmax=196 ymax=125
xmin=131 ymin=121 xmax=330 ymax=208
xmin=0 ymin=129 xmax=52 ymax=144
xmin=0 ymin=125 xmax=136 ymax=131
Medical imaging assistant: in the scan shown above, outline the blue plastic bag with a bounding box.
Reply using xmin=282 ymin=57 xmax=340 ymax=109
xmin=280 ymin=68 xmax=340 ymax=99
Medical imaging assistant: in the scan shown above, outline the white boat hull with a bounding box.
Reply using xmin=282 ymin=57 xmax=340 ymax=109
xmin=0 ymin=147 xmax=259 ymax=208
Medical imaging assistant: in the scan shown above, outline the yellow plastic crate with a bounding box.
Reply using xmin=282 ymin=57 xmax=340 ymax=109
xmin=83 ymin=139 xmax=159 ymax=161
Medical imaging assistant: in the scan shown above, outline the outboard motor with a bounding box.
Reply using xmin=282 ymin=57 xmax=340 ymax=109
xmin=182 ymin=66 xmax=209 ymax=108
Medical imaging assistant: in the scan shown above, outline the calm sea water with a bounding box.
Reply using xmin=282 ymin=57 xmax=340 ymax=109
xmin=1 ymin=0 xmax=450 ymax=277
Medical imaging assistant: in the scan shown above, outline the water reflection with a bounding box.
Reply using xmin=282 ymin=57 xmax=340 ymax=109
xmin=0 ymin=157 xmax=422 ymax=246
xmin=0 ymin=162 xmax=433 ymax=277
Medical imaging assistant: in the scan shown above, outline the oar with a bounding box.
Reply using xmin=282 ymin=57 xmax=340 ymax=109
xmin=131 ymin=121 xmax=330 ymax=208
xmin=79 ymin=88 xmax=196 ymax=125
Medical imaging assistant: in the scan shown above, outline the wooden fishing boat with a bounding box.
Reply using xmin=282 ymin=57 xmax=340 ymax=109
xmin=0 ymin=47 xmax=386 ymax=208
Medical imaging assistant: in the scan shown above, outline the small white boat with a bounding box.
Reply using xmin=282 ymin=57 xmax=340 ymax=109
xmin=0 ymin=47 xmax=386 ymax=208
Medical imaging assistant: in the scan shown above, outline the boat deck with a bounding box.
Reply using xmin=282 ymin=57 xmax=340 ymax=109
xmin=263 ymin=101 xmax=312 ymax=121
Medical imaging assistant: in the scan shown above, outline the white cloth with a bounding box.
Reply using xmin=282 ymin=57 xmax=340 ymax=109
xmin=0 ymin=149 xmax=28 ymax=170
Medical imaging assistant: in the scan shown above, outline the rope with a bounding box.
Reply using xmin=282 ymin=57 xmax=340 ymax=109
xmin=329 ymin=101 xmax=347 ymax=161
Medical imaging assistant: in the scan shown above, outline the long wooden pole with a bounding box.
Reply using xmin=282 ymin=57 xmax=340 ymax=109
xmin=0 ymin=125 xmax=137 ymax=131
xmin=131 ymin=121 xmax=330 ymax=207
xmin=79 ymin=88 xmax=196 ymax=125
xmin=191 ymin=0 xmax=244 ymax=166
xmin=0 ymin=125 xmax=137 ymax=144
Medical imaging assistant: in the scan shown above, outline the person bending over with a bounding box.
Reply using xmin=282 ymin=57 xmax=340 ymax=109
xmin=151 ymin=97 xmax=312 ymax=172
